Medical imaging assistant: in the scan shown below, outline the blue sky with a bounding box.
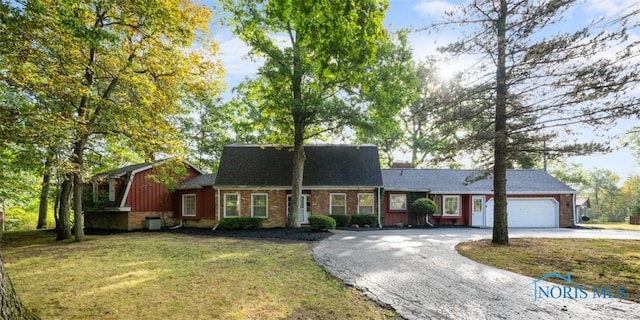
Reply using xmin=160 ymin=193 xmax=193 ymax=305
xmin=206 ymin=0 xmax=639 ymax=181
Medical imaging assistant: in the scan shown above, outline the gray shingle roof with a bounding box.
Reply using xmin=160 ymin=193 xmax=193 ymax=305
xmin=382 ymin=169 xmax=575 ymax=194
xmin=215 ymin=144 xmax=383 ymax=187
xmin=176 ymin=174 xmax=217 ymax=190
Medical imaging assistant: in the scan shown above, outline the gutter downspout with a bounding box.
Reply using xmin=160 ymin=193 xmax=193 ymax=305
xmin=377 ymin=187 xmax=382 ymax=228
xmin=572 ymin=192 xmax=576 ymax=227
xmin=213 ymin=188 xmax=220 ymax=230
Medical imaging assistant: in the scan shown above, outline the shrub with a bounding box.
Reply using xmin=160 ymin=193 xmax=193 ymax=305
xmin=308 ymin=215 xmax=336 ymax=231
xmin=329 ymin=214 xmax=351 ymax=227
xmin=410 ymin=198 xmax=438 ymax=217
xmin=350 ymin=214 xmax=378 ymax=227
xmin=218 ymin=217 xmax=263 ymax=230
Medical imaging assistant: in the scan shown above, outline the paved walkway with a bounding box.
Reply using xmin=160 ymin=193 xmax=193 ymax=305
xmin=313 ymin=228 xmax=640 ymax=319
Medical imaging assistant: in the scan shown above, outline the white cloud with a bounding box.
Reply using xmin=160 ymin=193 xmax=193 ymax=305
xmin=586 ymin=0 xmax=640 ymax=17
xmin=216 ymin=36 xmax=263 ymax=85
xmin=414 ymin=0 xmax=456 ymax=18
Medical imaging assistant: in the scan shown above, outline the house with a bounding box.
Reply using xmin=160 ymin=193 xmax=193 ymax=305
xmin=381 ymin=169 xmax=576 ymax=228
xmin=172 ymin=174 xmax=217 ymax=227
xmin=212 ymin=144 xmax=384 ymax=227
xmin=575 ymin=197 xmax=590 ymax=222
xmin=85 ymin=160 xmax=203 ymax=230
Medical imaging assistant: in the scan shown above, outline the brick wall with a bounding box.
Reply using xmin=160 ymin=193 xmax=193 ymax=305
xmin=310 ymin=189 xmax=379 ymax=215
xmin=128 ymin=211 xmax=175 ymax=230
xmin=559 ymin=194 xmax=574 ymax=227
xmin=217 ymin=188 xmax=380 ymax=228
xmin=218 ymin=189 xmax=288 ymax=228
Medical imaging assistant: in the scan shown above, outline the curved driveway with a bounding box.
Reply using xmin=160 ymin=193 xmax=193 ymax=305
xmin=313 ymin=228 xmax=640 ymax=319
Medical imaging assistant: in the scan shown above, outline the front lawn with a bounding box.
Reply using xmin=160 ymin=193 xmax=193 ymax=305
xmin=1 ymin=230 xmax=399 ymax=319
xmin=579 ymin=222 xmax=640 ymax=231
xmin=456 ymin=238 xmax=640 ymax=302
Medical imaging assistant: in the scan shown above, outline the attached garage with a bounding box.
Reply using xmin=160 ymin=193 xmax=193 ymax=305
xmin=382 ymin=169 xmax=576 ymax=228
xmin=485 ymin=198 xmax=558 ymax=228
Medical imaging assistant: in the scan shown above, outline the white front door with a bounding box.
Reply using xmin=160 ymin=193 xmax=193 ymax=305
xmin=288 ymin=194 xmax=310 ymax=223
xmin=471 ymin=196 xmax=485 ymax=227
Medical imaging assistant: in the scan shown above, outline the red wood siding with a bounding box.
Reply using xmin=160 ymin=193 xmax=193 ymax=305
xmin=381 ymin=192 xmax=409 ymax=227
xmin=126 ymin=166 xmax=201 ymax=212
xmin=173 ymin=187 xmax=216 ymax=219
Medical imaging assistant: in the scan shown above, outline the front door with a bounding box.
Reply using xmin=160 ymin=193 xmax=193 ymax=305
xmin=471 ymin=196 xmax=485 ymax=227
xmin=287 ymin=194 xmax=310 ymax=223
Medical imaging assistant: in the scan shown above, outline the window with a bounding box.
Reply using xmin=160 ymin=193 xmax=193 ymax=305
xmin=251 ymin=193 xmax=268 ymax=218
xmin=330 ymin=194 xmax=346 ymax=215
xmin=182 ymin=194 xmax=196 ymax=217
xmin=443 ymin=196 xmax=460 ymax=216
xmin=473 ymin=198 xmax=483 ymax=212
xmin=224 ymin=193 xmax=240 ymax=217
xmin=108 ymin=179 xmax=116 ymax=201
xmin=389 ymin=194 xmax=407 ymax=211
xmin=357 ymin=193 xmax=374 ymax=214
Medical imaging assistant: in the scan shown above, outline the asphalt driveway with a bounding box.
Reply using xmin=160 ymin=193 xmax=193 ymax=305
xmin=313 ymin=228 xmax=640 ymax=319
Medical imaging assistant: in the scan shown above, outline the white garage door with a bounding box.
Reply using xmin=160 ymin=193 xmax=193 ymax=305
xmin=485 ymin=198 xmax=558 ymax=228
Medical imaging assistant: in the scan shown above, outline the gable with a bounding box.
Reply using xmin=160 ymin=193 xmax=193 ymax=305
xmin=215 ymin=144 xmax=383 ymax=187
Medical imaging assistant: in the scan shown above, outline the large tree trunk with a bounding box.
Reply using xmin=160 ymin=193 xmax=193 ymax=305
xmin=287 ymin=35 xmax=304 ymax=229
xmin=56 ymin=177 xmax=73 ymax=241
xmin=492 ymin=0 xmax=509 ymax=245
xmin=36 ymin=158 xmax=52 ymax=229
xmin=0 ymin=255 xmax=39 ymax=320
xmin=287 ymin=119 xmax=305 ymax=228
xmin=72 ymin=137 xmax=87 ymax=242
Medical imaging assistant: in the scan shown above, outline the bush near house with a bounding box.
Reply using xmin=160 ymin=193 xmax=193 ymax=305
xmin=328 ymin=214 xmax=351 ymax=227
xmin=218 ymin=217 xmax=263 ymax=230
xmin=410 ymin=198 xmax=438 ymax=217
xmin=350 ymin=214 xmax=378 ymax=227
xmin=308 ymin=215 xmax=336 ymax=231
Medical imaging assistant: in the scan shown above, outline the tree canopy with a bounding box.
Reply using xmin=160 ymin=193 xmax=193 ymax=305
xmin=0 ymin=0 xmax=224 ymax=240
xmin=434 ymin=0 xmax=639 ymax=244
xmin=221 ymin=0 xmax=389 ymax=227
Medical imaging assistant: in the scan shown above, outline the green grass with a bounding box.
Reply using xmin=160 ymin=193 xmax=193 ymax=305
xmin=456 ymin=238 xmax=640 ymax=302
xmin=579 ymin=222 xmax=640 ymax=231
xmin=1 ymin=230 xmax=399 ymax=320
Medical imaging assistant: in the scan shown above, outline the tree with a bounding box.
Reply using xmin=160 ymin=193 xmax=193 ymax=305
xmin=619 ymin=174 xmax=640 ymax=218
xmin=409 ymin=198 xmax=437 ymax=226
xmin=353 ymin=30 xmax=421 ymax=167
xmin=436 ymin=0 xmax=639 ymax=244
xmin=0 ymin=255 xmax=39 ymax=320
xmin=1 ymin=0 xmax=224 ymax=240
xmin=222 ymin=0 xmax=388 ymax=227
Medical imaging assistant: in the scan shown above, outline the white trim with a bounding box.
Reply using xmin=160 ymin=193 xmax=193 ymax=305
xmin=442 ymin=195 xmax=461 ymax=216
xmin=223 ymin=193 xmax=240 ymax=217
xmin=102 ymin=206 xmax=132 ymax=212
xmin=251 ymin=193 xmax=268 ymax=218
xmin=181 ymin=193 xmax=197 ymax=217
xmin=287 ymin=194 xmax=310 ymax=223
xmin=377 ymin=188 xmax=381 ymax=227
xmin=214 ymin=186 xmax=381 ymax=190
xmin=357 ymin=193 xmax=375 ymax=215
xmin=329 ymin=193 xmax=347 ymax=215
xmin=119 ymin=174 xmax=135 ymax=207
xmin=471 ymin=195 xmax=485 ymax=227
xmin=384 ymin=189 xmax=575 ymax=195
xmin=388 ymin=194 xmax=407 ymax=211
xmin=216 ymin=188 xmax=220 ymax=222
